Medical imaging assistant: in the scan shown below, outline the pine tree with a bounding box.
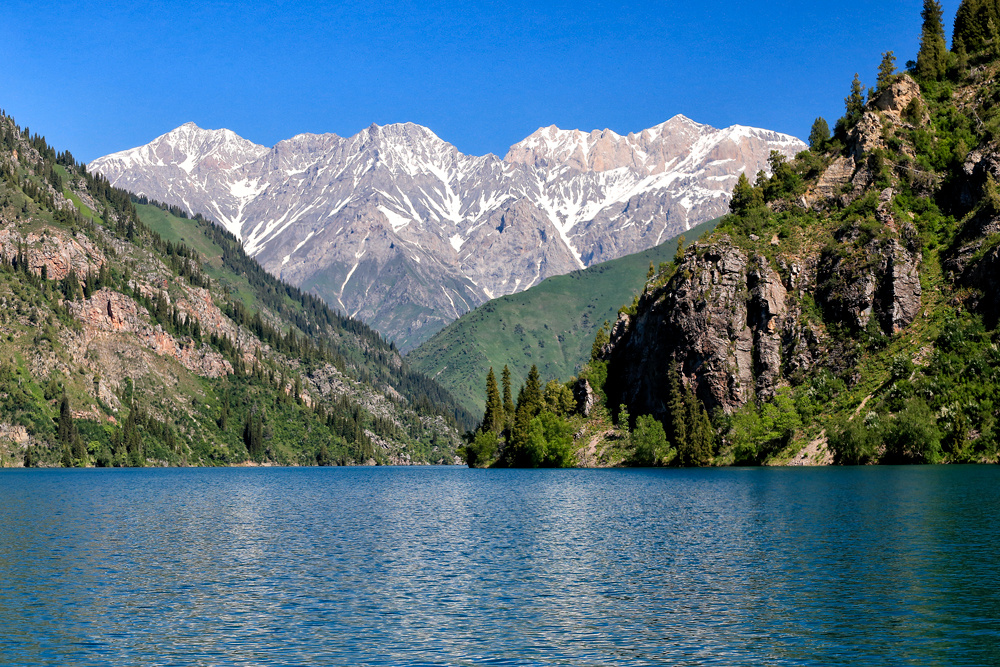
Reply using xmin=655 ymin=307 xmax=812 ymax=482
xmin=505 ymin=366 xmax=544 ymax=466
xmin=668 ymin=362 xmax=688 ymax=455
xmin=682 ymin=390 xmax=714 ymax=467
xmin=808 ymin=118 xmax=830 ymax=151
xmin=952 ymin=0 xmax=1000 ymax=57
xmin=243 ymin=409 xmax=264 ymax=460
xmin=591 ymin=322 xmax=610 ymax=362
xmin=916 ymin=0 xmax=948 ymax=81
xmin=522 ymin=365 xmax=542 ymax=417
xmin=501 ymin=365 xmax=514 ymax=424
xmin=667 ymin=362 xmax=714 ymax=466
xmin=845 ymin=73 xmax=865 ymax=124
xmin=482 ymin=367 xmax=503 ymax=434
xmin=57 ymin=392 xmax=73 ymax=445
xmin=729 ymin=173 xmax=763 ymax=214
xmin=876 ymin=51 xmax=897 ymax=92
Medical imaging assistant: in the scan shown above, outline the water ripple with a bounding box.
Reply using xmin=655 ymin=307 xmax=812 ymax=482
xmin=0 ymin=466 xmax=998 ymax=665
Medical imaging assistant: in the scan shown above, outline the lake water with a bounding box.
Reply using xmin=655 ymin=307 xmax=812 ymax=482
xmin=0 ymin=466 xmax=997 ymax=666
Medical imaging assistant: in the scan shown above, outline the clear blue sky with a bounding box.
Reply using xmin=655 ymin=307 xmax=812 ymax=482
xmin=0 ymin=0 xmax=962 ymax=162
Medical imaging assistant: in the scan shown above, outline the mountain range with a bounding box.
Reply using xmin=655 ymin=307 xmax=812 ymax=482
xmin=90 ymin=117 xmax=805 ymax=349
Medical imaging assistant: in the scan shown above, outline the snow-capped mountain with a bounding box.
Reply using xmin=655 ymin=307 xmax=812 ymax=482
xmin=91 ymin=116 xmax=805 ymax=350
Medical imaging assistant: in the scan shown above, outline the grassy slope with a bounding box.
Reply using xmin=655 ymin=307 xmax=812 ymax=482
xmin=135 ymin=204 xmax=267 ymax=312
xmin=407 ymin=217 xmax=720 ymax=417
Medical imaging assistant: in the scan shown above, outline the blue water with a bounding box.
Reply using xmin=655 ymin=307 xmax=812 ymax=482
xmin=0 ymin=466 xmax=998 ymax=666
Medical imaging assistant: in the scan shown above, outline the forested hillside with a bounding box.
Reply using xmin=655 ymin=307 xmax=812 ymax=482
xmin=462 ymin=0 xmax=1000 ymax=468
xmin=0 ymin=112 xmax=473 ymax=467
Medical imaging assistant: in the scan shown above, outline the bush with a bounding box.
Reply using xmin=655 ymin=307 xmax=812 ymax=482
xmin=631 ymin=414 xmax=671 ymax=466
xmin=882 ymin=398 xmax=942 ymax=464
xmin=464 ymin=430 xmax=498 ymax=468
xmin=828 ymin=416 xmax=878 ymax=465
xmin=524 ymin=412 xmax=575 ymax=468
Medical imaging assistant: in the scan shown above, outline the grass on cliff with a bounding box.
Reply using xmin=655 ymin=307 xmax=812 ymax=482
xmin=407 ymin=217 xmax=721 ymax=417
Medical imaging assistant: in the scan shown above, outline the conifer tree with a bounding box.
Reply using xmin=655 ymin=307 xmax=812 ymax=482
xmin=501 ymin=365 xmax=514 ymax=424
xmin=668 ymin=362 xmax=688 ymax=454
xmin=506 ymin=366 xmax=544 ymax=466
xmin=682 ymin=390 xmax=714 ymax=467
xmin=808 ymin=118 xmax=830 ymax=150
xmin=522 ymin=365 xmax=542 ymax=417
xmin=876 ymin=51 xmax=897 ymax=92
xmin=845 ymin=73 xmax=866 ymax=124
xmin=730 ymin=173 xmax=752 ymax=214
xmin=57 ymin=392 xmax=73 ymax=445
xmin=952 ymin=0 xmax=999 ymax=57
xmin=916 ymin=0 xmax=948 ymax=81
xmin=482 ymin=367 xmax=503 ymax=434
xmin=591 ymin=322 xmax=610 ymax=362
xmin=729 ymin=173 xmax=763 ymax=214
xmin=667 ymin=361 xmax=714 ymax=466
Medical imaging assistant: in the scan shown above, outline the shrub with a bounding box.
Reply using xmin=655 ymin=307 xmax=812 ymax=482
xmin=631 ymin=414 xmax=671 ymax=466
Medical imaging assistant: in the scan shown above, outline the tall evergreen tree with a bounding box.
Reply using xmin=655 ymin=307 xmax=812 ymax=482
xmin=845 ymin=73 xmax=866 ymax=123
xmin=808 ymin=118 xmax=830 ymax=150
xmin=668 ymin=362 xmax=688 ymax=454
xmin=953 ymin=0 xmax=1000 ymax=56
xmin=521 ymin=365 xmax=543 ymax=418
xmin=57 ymin=392 xmax=73 ymax=445
xmin=667 ymin=362 xmax=714 ymax=466
xmin=729 ymin=172 xmax=764 ymax=214
xmin=876 ymin=51 xmax=897 ymax=92
xmin=591 ymin=322 xmax=610 ymax=362
xmin=482 ymin=367 xmax=503 ymax=434
xmin=681 ymin=390 xmax=714 ymax=467
xmin=501 ymin=365 xmax=514 ymax=423
xmin=505 ymin=366 xmax=544 ymax=466
xmin=916 ymin=0 xmax=949 ymax=81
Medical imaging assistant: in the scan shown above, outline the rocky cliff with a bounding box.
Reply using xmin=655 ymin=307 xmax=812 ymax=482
xmin=601 ymin=67 xmax=997 ymax=464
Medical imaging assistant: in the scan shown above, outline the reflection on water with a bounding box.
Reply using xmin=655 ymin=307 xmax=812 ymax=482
xmin=0 ymin=466 xmax=998 ymax=665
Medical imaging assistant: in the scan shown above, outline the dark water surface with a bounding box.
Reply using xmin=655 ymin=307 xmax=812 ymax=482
xmin=0 ymin=466 xmax=998 ymax=666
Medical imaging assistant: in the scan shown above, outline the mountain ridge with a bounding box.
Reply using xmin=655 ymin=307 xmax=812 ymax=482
xmin=91 ymin=117 xmax=805 ymax=350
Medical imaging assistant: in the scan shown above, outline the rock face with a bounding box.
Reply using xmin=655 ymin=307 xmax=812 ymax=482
xmin=605 ymin=239 xmax=808 ymax=417
xmin=605 ymin=215 xmax=921 ymax=418
xmin=573 ymin=378 xmax=596 ymax=417
xmin=91 ymin=117 xmax=805 ymax=350
xmin=71 ymin=289 xmax=233 ymax=378
xmin=816 ymin=189 xmax=923 ymax=335
xmin=0 ymin=227 xmax=103 ymax=281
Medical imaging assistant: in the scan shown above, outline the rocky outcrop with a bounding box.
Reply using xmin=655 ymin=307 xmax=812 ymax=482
xmin=806 ymin=77 xmax=928 ymax=211
xmin=816 ymin=190 xmax=922 ymax=335
xmin=71 ymin=288 xmax=232 ymax=378
xmin=806 ymin=156 xmax=856 ymax=208
xmin=604 ymin=202 xmax=923 ymax=418
xmin=871 ymin=75 xmax=924 ymax=122
xmin=604 ymin=238 xmax=815 ymax=417
xmin=573 ymin=378 xmax=596 ymax=417
xmin=0 ymin=227 xmax=103 ymax=281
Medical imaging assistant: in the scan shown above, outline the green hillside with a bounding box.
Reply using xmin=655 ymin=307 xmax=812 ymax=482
xmin=0 ymin=111 xmax=473 ymax=468
xmin=407 ymin=217 xmax=720 ymax=417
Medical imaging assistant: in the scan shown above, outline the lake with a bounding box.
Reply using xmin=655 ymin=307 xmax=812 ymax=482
xmin=0 ymin=466 xmax=997 ymax=666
